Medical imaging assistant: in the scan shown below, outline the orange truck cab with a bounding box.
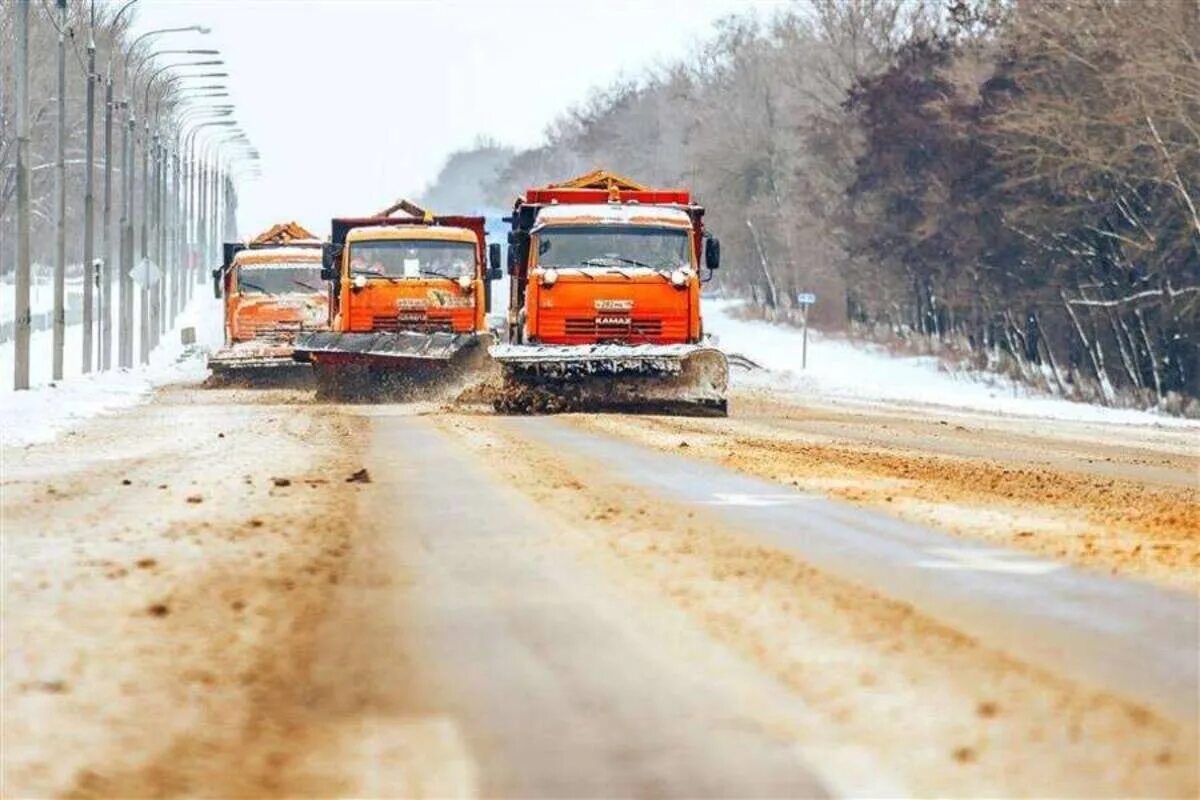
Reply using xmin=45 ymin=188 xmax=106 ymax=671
xmin=292 ymin=201 xmax=503 ymax=396
xmin=490 ymin=171 xmax=728 ymax=415
xmin=208 ymin=222 xmax=327 ymax=378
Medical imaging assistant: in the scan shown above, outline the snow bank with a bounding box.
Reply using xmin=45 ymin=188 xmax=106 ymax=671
xmin=0 ymin=290 xmax=224 ymax=447
xmin=707 ymin=301 xmax=1198 ymax=428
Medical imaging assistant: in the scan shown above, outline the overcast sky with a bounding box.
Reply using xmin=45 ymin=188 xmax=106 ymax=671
xmin=129 ymin=0 xmax=788 ymax=235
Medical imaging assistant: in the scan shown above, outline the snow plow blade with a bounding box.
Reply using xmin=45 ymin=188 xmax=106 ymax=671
xmin=294 ymin=330 xmax=481 ymax=363
xmin=206 ymin=344 xmax=312 ymax=387
xmin=489 ymin=343 xmax=728 ymax=416
xmin=294 ymin=331 xmax=489 ymax=401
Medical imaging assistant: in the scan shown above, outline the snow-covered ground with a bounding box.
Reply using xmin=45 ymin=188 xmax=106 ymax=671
xmin=707 ymin=301 xmax=1199 ymax=428
xmin=0 ymin=285 xmax=223 ymax=447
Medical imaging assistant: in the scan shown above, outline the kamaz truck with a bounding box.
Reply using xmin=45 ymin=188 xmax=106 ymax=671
xmin=208 ymin=221 xmax=326 ymax=383
xmin=293 ymin=200 xmax=502 ymax=400
xmin=490 ymin=171 xmax=727 ymax=415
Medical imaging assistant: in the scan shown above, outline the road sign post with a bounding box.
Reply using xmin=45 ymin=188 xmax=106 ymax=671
xmin=796 ymin=292 xmax=816 ymax=370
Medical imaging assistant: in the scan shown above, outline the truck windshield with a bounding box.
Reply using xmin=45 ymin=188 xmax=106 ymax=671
xmin=536 ymin=225 xmax=691 ymax=270
xmin=237 ymin=264 xmax=324 ymax=295
xmin=349 ymin=240 xmax=476 ymax=280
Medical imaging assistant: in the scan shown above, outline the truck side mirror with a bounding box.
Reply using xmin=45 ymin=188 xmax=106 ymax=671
xmin=320 ymin=243 xmax=340 ymax=281
xmin=487 ymin=243 xmax=503 ymax=281
xmin=211 ymin=267 xmax=222 ymax=299
xmin=705 ymin=236 xmax=721 ymax=270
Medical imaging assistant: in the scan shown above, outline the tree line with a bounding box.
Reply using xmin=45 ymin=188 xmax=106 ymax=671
xmin=1 ymin=1 xmax=127 ymax=277
xmin=421 ymin=0 xmax=1200 ymax=412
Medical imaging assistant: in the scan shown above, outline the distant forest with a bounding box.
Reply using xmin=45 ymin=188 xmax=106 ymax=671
xmin=421 ymin=0 xmax=1200 ymax=412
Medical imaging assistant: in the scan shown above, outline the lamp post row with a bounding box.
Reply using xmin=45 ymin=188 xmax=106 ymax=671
xmin=11 ymin=0 xmax=258 ymax=389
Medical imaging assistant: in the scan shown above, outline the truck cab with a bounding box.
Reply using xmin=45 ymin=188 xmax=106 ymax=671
xmin=293 ymin=202 xmax=503 ymax=399
xmin=218 ymin=244 xmax=326 ymax=345
xmin=492 ymin=171 xmax=727 ymax=415
xmin=506 ymin=172 xmax=720 ymax=347
xmin=328 ymin=223 xmax=494 ymax=336
xmin=208 ymin=222 xmax=328 ymax=381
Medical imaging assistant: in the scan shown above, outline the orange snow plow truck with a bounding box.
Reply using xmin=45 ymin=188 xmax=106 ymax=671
xmin=292 ymin=200 xmax=503 ymax=400
xmin=208 ymin=222 xmax=327 ymax=382
xmin=491 ymin=171 xmax=728 ymax=415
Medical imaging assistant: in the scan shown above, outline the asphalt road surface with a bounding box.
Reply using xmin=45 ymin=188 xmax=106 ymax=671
xmin=3 ymin=386 xmax=1196 ymax=797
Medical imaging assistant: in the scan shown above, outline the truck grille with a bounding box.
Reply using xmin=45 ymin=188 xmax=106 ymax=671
xmin=564 ymin=316 xmax=664 ymax=340
xmin=241 ymin=321 xmax=321 ymax=341
xmin=372 ymin=314 xmax=454 ymax=333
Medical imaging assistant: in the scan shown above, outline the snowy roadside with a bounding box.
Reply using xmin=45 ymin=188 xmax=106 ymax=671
xmin=0 ymin=291 xmax=223 ymax=448
xmin=707 ymin=301 xmax=1199 ymax=429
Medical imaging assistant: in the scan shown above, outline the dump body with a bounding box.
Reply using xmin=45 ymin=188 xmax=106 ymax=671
xmin=293 ymin=205 xmax=500 ymax=400
xmin=208 ymin=222 xmax=326 ymax=382
xmin=492 ymin=171 xmax=727 ymax=415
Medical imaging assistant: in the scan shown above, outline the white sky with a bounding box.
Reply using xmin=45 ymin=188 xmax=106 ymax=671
xmin=128 ymin=0 xmax=788 ymax=236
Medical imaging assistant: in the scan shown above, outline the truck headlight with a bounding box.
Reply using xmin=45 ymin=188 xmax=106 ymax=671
xmin=542 ymin=269 xmax=558 ymax=287
xmin=352 ymin=275 xmax=367 ymax=290
xmin=458 ymin=275 xmax=473 ymax=291
xmin=670 ymin=269 xmax=687 ymax=287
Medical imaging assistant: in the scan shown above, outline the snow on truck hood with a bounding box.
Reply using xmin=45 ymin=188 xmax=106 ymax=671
xmin=533 ymin=203 xmax=693 ymax=229
xmin=233 ymin=247 xmax=321 ymax=265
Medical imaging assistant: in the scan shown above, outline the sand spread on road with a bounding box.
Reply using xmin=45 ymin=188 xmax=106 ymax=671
xmin=432 ymin=412 xmax=1197 ymax=798
xmin=560 ymin=391 xmax=1199 ymax=590
xmin=2 ymin=387 xmax=366 ymax=798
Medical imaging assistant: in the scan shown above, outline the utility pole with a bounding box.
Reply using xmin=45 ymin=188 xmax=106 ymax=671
xmin=83 ymin=0 xmax=97 ymax=373
xmin=101 ymin=76 xmax=114 ymax=370
xmin=53 ymin=0 xmax=68 ymax=381
xmin=170 ymin=144 xmax=181 ymax=325
xmin=139 ymin=119 xmax=151 ymax=364
xmin=154 ymin=136 xmax=165 ymax=339
xmin=14 ymin=0 xmax=32 ymax=390
xmin=120 ymin=109 xmax=134 ymax=368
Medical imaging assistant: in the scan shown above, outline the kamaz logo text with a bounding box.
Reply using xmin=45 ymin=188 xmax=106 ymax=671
xmin=396 ymin=298 xmax=427 ymax=310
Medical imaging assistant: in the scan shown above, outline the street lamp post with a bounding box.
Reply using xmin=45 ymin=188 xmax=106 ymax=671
xmin=185 ymin=120 xmax=237 ymax=294
xmin=150 ymin=80 xmax=228 ymax=336
xmin=99 ymin=0 xmax=141 ymax=371
xmin=83 ymin=0 xmax=97 ymax=373
xmin=53 ymin=0 xmax=67 ymax=381
xmin=14 ymin=0 xmax=31 ymax=390
xmin=167 ymin=104 xmax=232 ymax=322
xmin=132 ymin=60 xmax=223 ymax=361
xmin=120 ymin=26 xmax=212 ymax=363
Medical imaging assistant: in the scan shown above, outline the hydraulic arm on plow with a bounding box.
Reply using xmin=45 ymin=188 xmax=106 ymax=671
xmin=208 ymin=222 xmax=326 ymax=383
xmin=490 ymin=171 xmax=728 ymax=415
xmin=293 ymin=200 xmax=503 ymax=400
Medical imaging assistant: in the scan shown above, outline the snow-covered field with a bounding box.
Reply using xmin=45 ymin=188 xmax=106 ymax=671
xmin=0 ymin=286 xmax=223 ymax=447
xmin=707 ymin=301 xmax=1198 ymax=428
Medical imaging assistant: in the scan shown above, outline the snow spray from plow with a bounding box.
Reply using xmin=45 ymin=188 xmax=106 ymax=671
xmin=490 ymin=343 xmax=729 ymax=416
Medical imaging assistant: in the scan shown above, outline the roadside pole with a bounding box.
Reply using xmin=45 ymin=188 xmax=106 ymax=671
xmin=120 ymin=109 xmax=134 ymax=368
xmin=170 ymin=145 xmax=181 ymax=325
xmin=101 ymin=77 xmax=114 ymax=369
xmin=139 ymin=120 xmax=150 ymax=364
xmin=797 ymin=291 xmax=816 ymax=370
xmin=53 ymin=0 xmax=67 ymax=381
xmin=801 ymin=304 xmax=808 ymax=370
xmin=83 ymin=1 xmax=97 ymax=373
xmin=14 ymin=0 xmax=31 ymax=390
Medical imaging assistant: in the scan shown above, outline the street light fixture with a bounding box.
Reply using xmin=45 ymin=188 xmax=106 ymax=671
xmin=116 ymin=26 xmax=213 ymax=368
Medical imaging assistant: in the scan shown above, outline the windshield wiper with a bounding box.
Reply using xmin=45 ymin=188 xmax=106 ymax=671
xmin=420 ymin=268 xmax=456 ymax=280
xmin=292 ymin=279 xmax=323 ymax=292
xmin=239 ymin=280 xmax=271 ymax=294
xmin=604 ymin=255 xmax=653 ymax=269
xmin=350 ymin=269 xmax=402 ymax=283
